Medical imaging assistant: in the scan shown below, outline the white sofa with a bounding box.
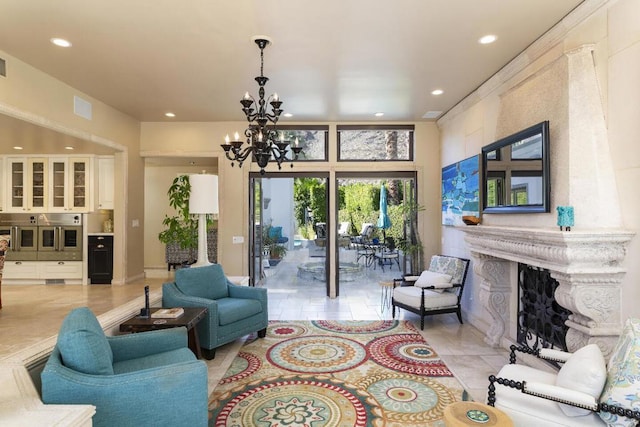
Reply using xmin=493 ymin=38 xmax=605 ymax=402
xmin=488 ymin=318 xmax=640 ymax=426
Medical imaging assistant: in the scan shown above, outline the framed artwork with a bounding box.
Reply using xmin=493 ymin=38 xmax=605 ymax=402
xmin=441 ymin=155 xmax=480 ymax=226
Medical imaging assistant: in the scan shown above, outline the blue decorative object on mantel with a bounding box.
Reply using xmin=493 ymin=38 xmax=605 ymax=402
xmin=557 ymin=206 xmax=574 ymax=231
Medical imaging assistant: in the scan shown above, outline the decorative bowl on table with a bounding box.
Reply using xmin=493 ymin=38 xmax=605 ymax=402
xmin=462 ymin=215 xmax=481 ymax=226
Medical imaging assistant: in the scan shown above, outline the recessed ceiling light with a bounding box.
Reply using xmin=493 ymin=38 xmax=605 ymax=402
xmin=479 ymin=35 xmax=497 ymax=45
xmin=375 ymin=112 xmax=384 ymax=117
xmin=165 ymin=112 xmax=175 ymax=118
xmin=64 ymin=146 xmax=74 ymax=150
xmin=51 ymin=38 xmax=72 ymax=47
xmin=431 ymin=89 xmax=444 ymax=96
xmin=13 ymin=146 xmax=23 ymax=150
xmin=283 ymin=113 xmax=293 ymax=118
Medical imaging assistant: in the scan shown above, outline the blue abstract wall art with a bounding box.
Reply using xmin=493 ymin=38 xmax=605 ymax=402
xmin=441 ymin=155 xmax=480 ymax=226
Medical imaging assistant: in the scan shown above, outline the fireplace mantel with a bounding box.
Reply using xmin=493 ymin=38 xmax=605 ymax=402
xmin=463 ymin=225 xmax=635 ymax=357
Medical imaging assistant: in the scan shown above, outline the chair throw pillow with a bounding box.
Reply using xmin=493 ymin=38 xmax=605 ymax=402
xmin=599 ymin=318 xmax=640 ymax=427
xmin=175 ymin=263 xmax=229 ymax=300
xmin=415 ymin=270 xmax=452 ymax=292
xmin=56 ymin=307 xmax=114 ymax=375
xmin=555 ymin=343 xmax=607 ymax=417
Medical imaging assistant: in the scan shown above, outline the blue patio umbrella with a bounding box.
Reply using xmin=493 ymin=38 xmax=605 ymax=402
xmin=377 ymin=184 xmax=392 ymax=241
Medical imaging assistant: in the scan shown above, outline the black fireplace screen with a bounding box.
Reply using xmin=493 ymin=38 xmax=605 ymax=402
xmin=517 ymin=263 xmax=571 ymax=352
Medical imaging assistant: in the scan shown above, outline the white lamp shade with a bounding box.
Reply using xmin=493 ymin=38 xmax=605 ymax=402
xmin=189 ymin=174 xmax=219 ymax=214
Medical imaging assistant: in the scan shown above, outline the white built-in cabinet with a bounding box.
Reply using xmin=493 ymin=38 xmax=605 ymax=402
xmin=3 ymin=156 xmax=94 ymax=213
xmin=96 ymin=156 xmax=114 ymax=210
xmin=7 ymin=157 xmax=48 ymax=212
xmin=2 ymin=260 xmax=83 ymax=284
xmin=49 ymin=157 xmax=92 ymax=212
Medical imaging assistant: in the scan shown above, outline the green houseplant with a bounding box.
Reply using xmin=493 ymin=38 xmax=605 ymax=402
xmin=262 ymin=224 xmax=288 ymax=265
xmin=159 ymin=175 xmax=218 ymax=267
xmin=158 ymin=175 xmax=198 ymax=251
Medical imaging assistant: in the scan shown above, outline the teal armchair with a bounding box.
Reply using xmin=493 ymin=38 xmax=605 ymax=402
xmin=41 ymin=307 xmax=208 ymax=427
xmin=162 ymin=263 xmax=268 ymax=359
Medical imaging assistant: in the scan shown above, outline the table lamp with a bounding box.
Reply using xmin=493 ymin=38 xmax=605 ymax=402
xmin=189 ymin=173 xmax=219 ymax=267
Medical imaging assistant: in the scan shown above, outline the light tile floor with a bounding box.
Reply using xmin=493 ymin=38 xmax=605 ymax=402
xmin=0 ymin=246 xmax=510 ymax=402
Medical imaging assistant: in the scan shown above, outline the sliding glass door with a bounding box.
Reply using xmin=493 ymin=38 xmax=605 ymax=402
xmin=334 ymin=172 xmax=417 ymax=296
xmin=249 ymin=173 xmax=329 ymax=292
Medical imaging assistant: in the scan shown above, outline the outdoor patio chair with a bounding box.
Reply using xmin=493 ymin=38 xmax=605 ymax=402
xmin=350 ymin=223 xmax=374 ymax=246
xmin=375 ymin=237 xmax=400 ymax=272
xmin=338 ymin=222 xmax=350 ymax=236
xmin=392 ymin=254 xmax=470 ymax=329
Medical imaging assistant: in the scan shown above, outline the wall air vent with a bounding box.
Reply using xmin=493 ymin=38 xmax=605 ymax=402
xmin=74 ymin=95 xmax=92 ymax=120
xmin=0 ymin=57 xmax=6 ymax=77
xmin=422 ymin=111 xmax=442 ymax=119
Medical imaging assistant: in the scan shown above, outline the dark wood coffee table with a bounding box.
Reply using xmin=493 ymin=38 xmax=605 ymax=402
xmin=119 ymin=307 xmax=207 ymax=359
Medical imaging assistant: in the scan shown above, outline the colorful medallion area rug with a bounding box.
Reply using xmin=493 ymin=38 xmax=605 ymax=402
xmin=209 ymin=320 xmax=469 ymax=427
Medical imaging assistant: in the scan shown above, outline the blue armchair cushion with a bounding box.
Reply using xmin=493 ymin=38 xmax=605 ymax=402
xmin=217 ymin=297 xmax=263 ymax=326
xmin=56 ymin=307 xmax=114 ymax=375
xmin=113 ymin=347 xmax=196 ymax=374
xmin=269 ymin=226 xmax=289 ymax=244
xmin=269 ymin=226 xmax=283 ymax=239
xmin=175 ymin=263 xmax=228 ymax=300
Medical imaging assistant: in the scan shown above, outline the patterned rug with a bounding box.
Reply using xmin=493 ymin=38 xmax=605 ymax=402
xmin=209 ymin=320 xmax=469 ymax=426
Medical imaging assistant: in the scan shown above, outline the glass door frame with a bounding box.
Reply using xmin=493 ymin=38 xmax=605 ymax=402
xmin=334 ymin=171 xmax=418 ymax=296
xmin=249 ymin=172 xmax=330 ymax=291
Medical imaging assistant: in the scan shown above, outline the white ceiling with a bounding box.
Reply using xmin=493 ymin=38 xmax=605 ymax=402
xmin=0 ymin=0 xmax=584 ymax=155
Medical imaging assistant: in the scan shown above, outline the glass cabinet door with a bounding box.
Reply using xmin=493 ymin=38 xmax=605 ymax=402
xmin=51 ymin=160 xmax=67 ymax=209
xmin=30 ymin=160 xmax=46 ymax=209
xmin=10 ymin=160 xmax=25 ymax=209
xmin=71 ymin=160 xmax=87 ymax=209
xmin=48 ymin=157 xmax=89 ymax=211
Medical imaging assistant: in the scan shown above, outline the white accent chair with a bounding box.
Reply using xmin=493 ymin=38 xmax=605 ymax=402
xmin=391 ymin=255 xmax=470 ymax=330
xmin=488 ymin=318 xmax=640 ymax=426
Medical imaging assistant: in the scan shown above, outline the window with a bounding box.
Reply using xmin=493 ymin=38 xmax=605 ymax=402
xmin=277 ymin=125 xmax=328 ymax=161
xmin=337 ymin=125 xmax=414 ymax=161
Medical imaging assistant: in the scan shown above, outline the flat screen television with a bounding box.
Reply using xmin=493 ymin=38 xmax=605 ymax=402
xmin=481 ymin=121 xmax=550 ymax=214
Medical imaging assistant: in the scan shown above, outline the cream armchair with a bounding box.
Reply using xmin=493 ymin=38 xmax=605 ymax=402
xmin=488 ymin=319 xmax=640 ymax=426
xmin=392 ymin=255 xmax=470 ymax=330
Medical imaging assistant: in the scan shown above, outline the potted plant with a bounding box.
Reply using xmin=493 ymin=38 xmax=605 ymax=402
xmin=262 ymin=224 xmax=288 ymax=266
xmin=158 ymin=175 xmax=197 ymax=250
xmin=158 ymin=175 xmax=216 ymax=267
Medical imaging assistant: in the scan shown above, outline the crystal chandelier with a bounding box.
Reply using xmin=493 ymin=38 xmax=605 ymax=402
xmin=222 ymin=36 xmax=302 ymax=175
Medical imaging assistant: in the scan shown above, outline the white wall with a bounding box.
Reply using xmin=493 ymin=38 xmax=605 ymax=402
xmin=262 ymin=178 xmax=295 ymax=250
xmin=438 ymin=0 xmax=640 ymax=329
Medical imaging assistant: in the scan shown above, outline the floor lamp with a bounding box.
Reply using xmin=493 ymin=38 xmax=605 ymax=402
xmin=189 ymin=173 xmax=219 ymax=268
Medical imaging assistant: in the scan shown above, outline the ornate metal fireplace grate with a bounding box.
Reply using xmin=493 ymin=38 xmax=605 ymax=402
xmin=517 ymin=263 xmax=571 ymax=353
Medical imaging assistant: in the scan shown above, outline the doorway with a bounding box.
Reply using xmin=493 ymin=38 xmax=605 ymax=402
xmin=249 ymin=173 xmax=330 ymax=291
xmin=248 ymin=171 xmax=419 ymax=307
xmin=335 ymin=172 xmax=418 ymax=296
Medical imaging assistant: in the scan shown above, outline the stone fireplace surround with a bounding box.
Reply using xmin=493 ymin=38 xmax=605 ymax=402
xmin=463 ymin=225 xmax=635 ymax=358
